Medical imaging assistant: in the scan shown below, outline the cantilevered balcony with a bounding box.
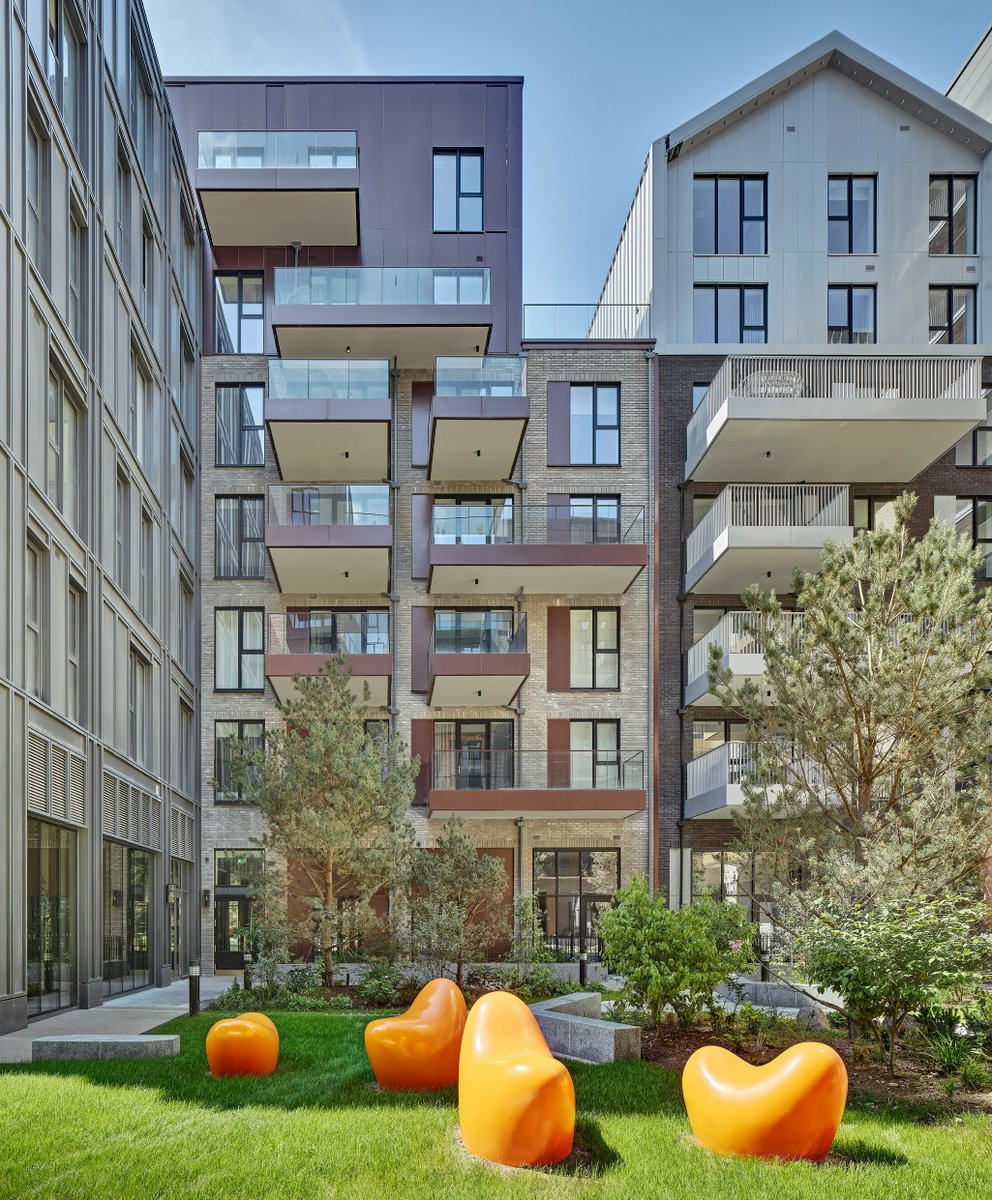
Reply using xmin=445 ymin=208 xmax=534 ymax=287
xmin=685 ymin=485 xmax=851 ymax=594
xmin=265 ymin=484 xmax=391 ymax=594
xmin=194 ymin=131 xmax=359 ymax=246
xmin=266 ymin=359 xmax=390 ymax=482
xmin=272 ymin=267 xmax=492 ymax=367
xmin=428 ymin=502 xmax=646 ymax=595
xmin=429 ymin=356 xmax=529 ymax=481
xmin=264 ymin=611 xmax=391 ymax=705
xmin=685 ymin=355 xmax=985 ymax=483
xmin=685 ymin=610 xmax=803 ymax=706
xmin=686 ymin=741 xmax=816 ymax=820
xmin=428 ymin=749 xmax=646 ymax=819
xmin=429 ymin=614 xmax=530 ymax=706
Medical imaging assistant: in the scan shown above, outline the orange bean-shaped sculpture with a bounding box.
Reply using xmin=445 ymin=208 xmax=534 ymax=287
xmin=205 ymin=1014 xmax=279 ymax=1077
xmin=459 ymin=990 xmax=575 ymax=1168
xmin=364 ymin=978 xmax=467 ymax=1091
xmin=682 ymin=1042 xmax=848 ymax=1162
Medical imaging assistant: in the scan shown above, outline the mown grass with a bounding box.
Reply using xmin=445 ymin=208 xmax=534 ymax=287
xmin=0 ymin=1011 xmax=990 ymax=1200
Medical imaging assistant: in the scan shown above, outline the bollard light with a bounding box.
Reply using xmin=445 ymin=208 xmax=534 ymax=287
xmin=578 ymin=950 xmax=588 ymax=987
xmin=189 ymin=960 xmax=201 ymax=1016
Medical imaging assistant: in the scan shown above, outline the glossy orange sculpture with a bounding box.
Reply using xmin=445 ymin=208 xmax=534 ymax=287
xmin=682 ymin=1042 xmax=848 ymax=1162
xmin=459 ymin=990 xmax=575 ymax=1167
xmin=205 ymin=1013 xmax=279 ymax=1077
xmin=364 ymin=978 xmax=467 ymax=1091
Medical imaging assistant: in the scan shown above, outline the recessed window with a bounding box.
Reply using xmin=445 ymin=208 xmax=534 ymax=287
xmin=854 ymin=496 xmax=897 ymax=532
xmin=432 ymin=719 xmax=513 ymax=788
xmin=569 ymin=608 xmax=619 ymax=689
xmin=693 ymin=285 xmax=767 ymax=344
xmin=828 ymin=176 xmax=876 ymax=253
xmin=115 ymin=468 xmax=130 ymax=594
xmin=827 ymin=285 xmax=876 ymax=344
xmin=67 ymin=581 xmax=83 ymax=722
xmin=178 ymin=698 xmax=195 ymax=795
xmin=215 ymin=496 xmax=265 ymax=578
xmin=215 ymin=385 xmax=264 ymax=466
xmin=115 ymin=144 xmax=131 ymax=274
xmin=693 ymin=175 xmax=767 ymax=254
xmin=139 ymin=506 xmax=154 ymax=620
xmin=179 ymin=335 xmax=196 ymax=433
xmin=47 ymin=369 xmax=82 ymax=531
xmin=954 ymin=497 xmax=992 ymax=580
xmin=567 ymin=495 xmax=621 ymax=544
xmin=128 ymin=644 xmax=150 ymax=763
xmin=68 ymin=202 xmax=86 ymax=347
xmin=570 ymin=720 xmax=621 ymax=788
xmin=533 ymin=849 xmax=620 ymax=946
xmin=129 ymin=39 xmax=155 ymax=181
xmin=433 ymin=150 xmax=483 ymax=232
xmin=214 ymin=273 xmax=263 ymax=353
xmin=214 ymin=722 xmax=264 ymax=803
xmin=929 ymin=286 xmax=976 ymax=344
xmin=929 ymin=176 xmax=977 ymax=255
xmin=26 ymin=115 xmax=50 ymax=278
xmin=129 ymin=349 xmax=150 ymax=462
xmin=215 ymin=608 xmax=264 ymax=691
xmin=569 ymin=385 xmax=619 ymax=465
xmin=692 ymin=383 xmax=709 ymax=412
xmin=178 ymin=576 xmax=194 ymax=675
xmin=691 ymin=719 xmax=748 ymax=759
xmin=26 ymin=542 xmax=44 ymax=697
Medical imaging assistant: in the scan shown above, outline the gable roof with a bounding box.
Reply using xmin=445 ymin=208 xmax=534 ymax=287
xmin=661 ymin=30 xmax=992 ymax=160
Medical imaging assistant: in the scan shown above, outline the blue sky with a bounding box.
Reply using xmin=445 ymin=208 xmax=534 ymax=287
xmin=144 ymin=0 xmax=991 ymax=303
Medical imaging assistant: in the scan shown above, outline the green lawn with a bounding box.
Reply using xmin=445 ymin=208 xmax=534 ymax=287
xmin=1 ymin=1011 xmax=990 ymax=1200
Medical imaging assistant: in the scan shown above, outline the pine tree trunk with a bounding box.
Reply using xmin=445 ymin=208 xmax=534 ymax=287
xmin=323 ymin=857 xmax=335 ymax=989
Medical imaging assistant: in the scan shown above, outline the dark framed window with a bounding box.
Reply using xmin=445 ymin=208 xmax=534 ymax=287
xmin=827 ymin=285 xmax=876 ymax=344
xmin=214 ymin=272 xmax=263 ymax=353
xmin=691 ymin=718 xmax=749 ymax=759
xmin=115 ymin=142 xmax=131 ymax=274
xmin=691 ymin=383 xmax=710 ymax=412
xmin=570 ymin=719 xmax=621 ymax=788
xmin=954 ymin=498 xmax=992 ymax=581
xmin=215 ymin=496 xmax=265 ymax=578
xmin=533 ymin=849 xmax=620 ymax=947
xmin=690 ymin=850 xmax=767 ymax=929
xmin=128 ymin=644 xmax=150 ymax=763
xmin=68 ymin=197 xmax=86 ymax=347
xmin=214 ymin=848 xmax=263 ymax=969
xmin=828 ymin=176 xmax=876 ymax=253
xmin=102 ymin=840 xmax=149 ymax=997
xmin=47 ymin=368 xmax=82 ymax=531
xmin=969 ymin=423 xmax=992 ymax=469
xmin=568 ymin=495 xmax=621 ymax=544
xmin=214 ymin=608 xmax=264 ymax=691
xmin=67 ymin=581 xmax=83 ymax=723
xmin=854 ymin=496 xmax=897 ymax=532
xmin=432 ymin=719 xmax=513 ymax=789
xmin=569 ymin=607 xmax=619 ymax=689
xmin=287 ymin=609 xmax=389 ymax=655
xmin=214 ymin=721 xmax=264 ymax=803
xmin=47 ymin=1 xmax=85 ymax=154
xmin=26 ymin=111 xmax=50 ymax=279
xmin=929 ymin=176 xmax=977 ymax=255
xmin=215 ymin=385 xmax=264 ymax=466
xmin=693 ymin=285 xmax=767 ymax=344
xmin=433 ymin=150 xmax=483 ymax=232
xmin=216 ymin=849 xmax=263 ymax=888
xmin=692 ymin=606 xmax=726 ymax=643
xmin=692 ymin=175 xmax=767 ymax=254
xmin=433 ymin=609 xmax=513 ymax=654
xmin=569 ymin=385 xmax=619 ymax=465
xmin=929 ymin=286 xmax=976 ymax=345
xmin=432 ymin=495 xmax=514 ymax=544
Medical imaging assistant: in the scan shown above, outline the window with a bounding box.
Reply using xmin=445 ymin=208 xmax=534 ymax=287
xmin=854 ymin=496 xmax=897 ymax=532
xmin=115 ymin=144 xmax=131 ymax=273
xmin=432 ymin=495 xmax=514 ymax=544
xmin=692 ymin=719 xmax=748 ymax=759
xmin=179 ymin=455 xmax=195 ymax=551
xmin=178 ymin=699 xmax=194 ymax=795
xmin=691 ymin=850 xmax=752 ymax=905
xmin=129 ymin=351 xmax=149 ymax=460
xmin=692 ymin=383 xmax=709 ymax=413
xmin=533 ymin=849 xmax=619 ymax=947
xmin=828 ymin=176 xmax=876 ymax=254
xmin=929 ymin=286 xmax=976 ymax=345
xmin=214 ymin=273 xmax=263 ymax=353
xmin=214 ymin=722 xmax=264 ymax=803
xmin=433 ymin=609 xmax=512 ymax=654
xmin=567 ymin=495 xmax=621 ymax=544
xmin=569 ymin=608 xmax=619 ymax=689
xmin=827 ymin=285 xmax=876 ymax=344
xmin=49 ymin=1 xmax=84 ymax=151
xmin=693 ymin=285 xmax=767 ymax=343
xmin=692 ymin=607 xmax=726 ymax=643
xmin=692 ymin=175 xmax=767 ymax=254
xmin=128 ymin=645 xmax=149 ymax=763
xmin=26 ymin=116 xmax=49 ymax=278
xmin=129 ymin=42 xmax=154 ymax=180
xmin=570 ymin=720 xmax=620 ymax=788
xmin=432 ymin=268 xmax=488 ymax=304
xmin=178 ymin=576 xmax=194 ymax=675
xmin=139 ymin=507 xmax=153 ymax=619
xmin=26 ymin=543 xmax=43 ymax=697
xmin=214 ymin=848 xmax=263 ymax=967
xmin=68 ymin=202 xmax=86 ymax=346
xmin=929 ymin=176 xmax=977 ymax=255
xmin=67 ymin=582 xmax=82 ymax=721
xmin=288 ymin=609 xmax=389 ymax=655
xmin=215 ymin=496 xmax=265 ymax=578
xmin=569 ymin=385 xmax=619 ymax=465
xmin=955 ymin=498 xmax=992 ymax=580
xmin=114 ymin=468 xmax=130 ymax=593
xmin=216 ymin=849 xmax=263 ymax=888
xmin=179 ymin=207 xmax=197 ymax=304
xmin=140 ymin=218 xmax=154 ymax=327
xmin=433 ymin=150 xmax=483 ymax=232
xmin=432 ymin=720 xmax=513 ymax=789
xmin=215 ymin=385 xmax=264 ymax=466
xmin=215 ymin=608 xmax=264 ymax=691
xmin=47 ymin=369 xmax=82 ymax=530
xmin=179 ymin=335 xmax=195 ymax=432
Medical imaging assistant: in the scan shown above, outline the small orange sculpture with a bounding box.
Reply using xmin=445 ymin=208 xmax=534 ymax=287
xmin=205 ymin=1013 xmax=280 ymax=1077
xmin=682 ymin=1042 xmax=848 ymax=1162
xmin=364 ymin=978 xmax=467 ymax=1091
xmin=459 ymin=990 xmax=575 ymax=1167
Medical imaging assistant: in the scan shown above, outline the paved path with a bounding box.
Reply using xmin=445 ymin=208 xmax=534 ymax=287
xmin=0 ymin=975 xmax=240 ymax=1064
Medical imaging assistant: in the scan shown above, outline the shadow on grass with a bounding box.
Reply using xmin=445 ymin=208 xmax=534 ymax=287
xmin=830 ymin=1137 xmax=909 ymax=1167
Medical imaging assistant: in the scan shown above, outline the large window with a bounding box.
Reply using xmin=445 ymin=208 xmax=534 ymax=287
xmin=102 ymin=841 xmax=150 ymax=996
xmin=929 ymin=286 xmax=976 ymax=345
xmin=128 ymin=645 xmax=149 ymax=763
xmin=955 ymin=497 xmax=992 ymax=580
xmin=139 ymin=506 xmax=153 ymax=620
xmin=433 ymin=150 xmax=483 ymax=232
xmin=288 ymin=609 xmax=389 ymax=655
xmin=27 ymin=818 xmax=76 ymax=1014
xmin=693 ymin=175 xmax=767 ymax=255
xmin=214 ymin=720 xmax=264 ymax=803
xmin=827 ymin=285 xmax=876 ymax=344
xmin=129 ymin=350 xmax=149 ymax=461
xmin=692 ymin=719 xmax=748 ymax=759
xmin=115 ymin=468 xmax=130 ymax=593
xmin=26 ymin=115 xmax=50 ymax=278
xmin=115 ymin=144 xmax=131 ymax=273
xmin=68 ymin=201 xmax=86 ymax=346
xmin=854 ymin=496 xmax=897 ymax=532
xmin=432 ymin=720 xmax=513 ymax=789
xmin=432 ymin=495 xmax=514 ymax=544
xmin=215 ymin=496 xmax=265 ymax=578
xmin=178 ymin=699 xmax=195 ymax=795
xmin=214 ymin=273 xmax=263 ymax=353
xmin=929 ymin=176 xmax=977 ymax=255
xmin=828 ymin=176 xmax=876 ymax=254
xmin=178 ymin=576 xmax=194 ymax=675
xmin=533 ymin=849 xmax=619 ymax=950
xmin=570 ymin=720 xmax=620 ymax=789
xmin=129 ymin=41 xmax=154 ymax=180
xmin=215 ymin=608 xmax=264 ymax=691
xmin=26 ymin=542 xmax=43 ymax=697
xmin=567 ymin=495 xmax=621 ymax=544
xmin=569 ymin=608 xmax=619 ymax=689
xmin=140 ymin=217 xmax=154 ymax=327
xmin=433 ymin=609 xmax=513 ymax=654
xmin=47 ymin=1 xmax=85 ymax=152
xmin=569 ymin=385 xmax=619 ymax=465
xmin=214 ymin=849 xmax=263 ymax=969
xmin=215 ymin=385 xmax=264 ymax=466
xmin=47 ymin=369 xmax=81 ymax=530
xmin=693 ymin=285 xmax=767 ymax=343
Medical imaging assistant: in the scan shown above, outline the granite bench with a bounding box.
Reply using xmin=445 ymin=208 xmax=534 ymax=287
xmin=529 ymin=993 xmax=641 ymax=1063
xmin=32 ymin=1034 xmax=180 ymax=1062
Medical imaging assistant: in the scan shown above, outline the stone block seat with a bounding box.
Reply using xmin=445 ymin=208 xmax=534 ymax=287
xmin=529 ymin=992 xmax=641 ymax=1063
xmin=32 ymin=1034 xmax=179 ymax=1061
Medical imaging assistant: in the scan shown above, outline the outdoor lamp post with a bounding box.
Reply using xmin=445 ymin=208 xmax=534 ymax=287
xmin=189 ymin=960 xmax=201 ymax=1016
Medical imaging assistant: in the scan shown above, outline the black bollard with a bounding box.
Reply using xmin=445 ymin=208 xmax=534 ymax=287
xmin=189 ymin=960 xmax=201 ymax=1016
xmin=578 ymin=950 xmax=588 ymax=987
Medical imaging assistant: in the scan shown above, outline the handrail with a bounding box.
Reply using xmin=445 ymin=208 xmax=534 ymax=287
xmin=430 ymin=748 xmax=645 ymax=791
xmin=687 ymin=610 xmax=804 ymax=683
xmin=266 ymin=611 xmax=390 ymax=656
xmin=267 ymin=483 xmax=391 ymax=527
xmin=428 ymin=612 xmax=528 ymax=659
xmin=197 ymin=130 xmax=357 ymax=169
xmin=434 ymin=355 xmax=526 ymax=396
xmin=267 ymin=359 xmax=389 ymax=401
xmin=431 ymin=503 xmax=646 ymax=546
xmin=273 ymin=266 xmax=491 ymax=307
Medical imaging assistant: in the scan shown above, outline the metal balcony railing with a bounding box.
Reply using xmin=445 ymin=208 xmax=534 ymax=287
xmin=274 ymin=266 xmax=491 ymax=307
xmin=687 ymin=741 xmax=821 ymax=803
xmin=267 ymin=359 xmax=389 ymax=402
xmin=687 ymin=610 xmax=804 ymax=684
xmin=266 ymin=611 xmax=390 ymax=657
xmin=429 ymin=613 xmax=527 ymax=659
xmin=197 ymin=130 xmax=358 ymax=169
xmin=522 ymin=304 xmax=650 ymax=340
xmin=434 ymin=355 xmax=526 ymax=396
xmin=431 ymin=749 xmax=645 ymax=791
xmin=267 ymin=484 xmax=391 ymax=527
xmin=431 ymin=503 xmax=645 ymax=546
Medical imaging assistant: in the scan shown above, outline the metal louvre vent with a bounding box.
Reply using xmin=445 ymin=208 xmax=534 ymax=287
xmin=27 ymin=732 xmax=47 ymax=814
xmin=50 ymin=745 xmax=68 ymax=821
xmin=69 ymin=756 xmax=85 ymax=825
xmin=102 ymin=771 xmax=161 ymax=849
xmin=27 ymin=732 xmax=86 ymax=828
xmin=103 ymin=773 xmax=116 ymax=834
xmin=170 ymin=808 xmax=194 ymax=861
xmin=149 ymin=799 xmax=162 ymax=851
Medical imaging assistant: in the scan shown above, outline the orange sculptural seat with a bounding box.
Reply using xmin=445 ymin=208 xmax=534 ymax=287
xmin=682 ymin=1042 xmax=848 ymax=1162
xmin=364 ymin=978 xmax=467 ymax=1091
xmin=206 ymin=1011 xmax=279 ymax=1077
xmin=459 ymin=990 xmax=575 ymax=1168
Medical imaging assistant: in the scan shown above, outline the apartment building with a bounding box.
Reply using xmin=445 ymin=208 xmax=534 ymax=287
xmin=0 ymin=0 xmax=202 ymax=1033
xmin=597 ymin=30 xmax=992 ymax=921
xmin=165 ymin=77 xmax=654 ymax=973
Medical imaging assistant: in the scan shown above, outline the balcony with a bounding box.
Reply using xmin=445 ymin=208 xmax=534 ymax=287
xmin=686 ymin=741 xmax=811 ymax=820
xmin=522 ymin=304 xmax=651 ymax=341
xmin=264 ymin=612 xmax=391 ymax=705
xmin=194 ymin=131 xmax=359 ymax=246
xmin=686 ymin=355 xmax=985 ymax=483
xmin=429 ymin=615 xmax=530 ymax=706
xmin=272 ymin=267 xmax=492 ymax=367
xmin=265 ymin=484 xmax=392 ymax=594
xmin=428 ymin=503 xmax=647 ymax=595
xmin=428 ymin=749 xmax=646 ymax=819
xmin=685 ymin=611 xmax=803 ymax=706
xmin=685 ymin=485 xmax=851 ymax=594
xmin=266 ymin=359 xmax=390 ymax=482
xmin=429 ymin=357 xmax=529 ymax=481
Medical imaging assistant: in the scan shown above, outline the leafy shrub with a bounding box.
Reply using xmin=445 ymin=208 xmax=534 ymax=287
xmin=356 ymin=962 xmax=408 ymax=1008
xmin=920 ymin=1030 xmax=972 ymax=1075
xmin=958 ymin=1057 xmax=990 ymax=1091
xmin=283 ymin=963 xmax=324 ymax=997
xmin=325 ymin=993 xmax=354 ymax=1011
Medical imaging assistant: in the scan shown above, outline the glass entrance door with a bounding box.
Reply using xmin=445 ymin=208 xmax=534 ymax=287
xmin=26 ymin=819 xmax=77 ymax=1016
xmin=170 ymin=858 xmax=190 ymax=978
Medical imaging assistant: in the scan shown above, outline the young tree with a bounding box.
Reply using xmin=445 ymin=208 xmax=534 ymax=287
xmin=405 ymin=820 xmax=511 ymax=987
xmin=227 ymin=654 xmax=418 ymax=987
